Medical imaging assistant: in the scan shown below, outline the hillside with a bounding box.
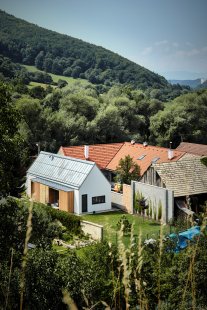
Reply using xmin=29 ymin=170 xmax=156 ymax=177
xmin=0 ymin=10 xmax=168 ymax=90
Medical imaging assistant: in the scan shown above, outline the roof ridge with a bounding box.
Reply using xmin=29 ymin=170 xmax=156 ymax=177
xmin=40 ymin=151 xmax=95 ymax=166
xmin=106 ymin=142 xmax=125 ymax=168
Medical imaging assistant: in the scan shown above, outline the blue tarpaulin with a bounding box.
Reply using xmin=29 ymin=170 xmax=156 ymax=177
xmin=169 ymin=226 xmax=201 ymax=252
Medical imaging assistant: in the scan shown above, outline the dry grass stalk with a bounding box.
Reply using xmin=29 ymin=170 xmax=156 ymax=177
xmin=135 ymin=229 xmax=149 ymax=310
xmin=117 ymin=222 xmax=131 ymax=310
xmin=157 ymin=224 xmax=163 ymax=310
xmin=62 ymin=289 xmax=78 ymax=310
xmin=19 ymin=201 xmax=33 ymax=310
xmin=5 ymin=248 xmax=14 ymax=309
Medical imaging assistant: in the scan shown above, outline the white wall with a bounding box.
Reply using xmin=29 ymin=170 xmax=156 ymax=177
xmin=26 ymin=173 xmax=32 ymax=197
xmin=132 ymin=181 xmax=174 ymax=223
xmin=78 ymin=165 xmax=111 ymax=214
xmin=73 ymin=189 xmax=79 ymax=214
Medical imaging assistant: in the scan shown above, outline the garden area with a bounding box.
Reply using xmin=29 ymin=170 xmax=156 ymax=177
xmin=82 ymin=211 xmax=170 ymax=246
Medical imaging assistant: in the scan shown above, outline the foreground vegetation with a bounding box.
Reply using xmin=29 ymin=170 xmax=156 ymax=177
xmin=1 ymin=197 xmax=207 ymax=309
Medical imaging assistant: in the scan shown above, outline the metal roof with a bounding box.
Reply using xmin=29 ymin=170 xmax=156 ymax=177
xmin=27 ymin=151 xmax=95 ymax=189
xmin=31 ymin=177 xmax=74 ymax=192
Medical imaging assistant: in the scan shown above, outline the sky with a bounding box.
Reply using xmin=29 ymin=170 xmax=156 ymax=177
xmin=1 ymin=0 xmax=207 ymax=80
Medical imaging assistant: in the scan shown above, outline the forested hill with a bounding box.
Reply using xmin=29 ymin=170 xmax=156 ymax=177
xmin=0 ymin=10 xmax=168 ymax=90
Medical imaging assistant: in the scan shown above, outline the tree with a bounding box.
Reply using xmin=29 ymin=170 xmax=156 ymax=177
xmin=150 ymin=90 xmax=207 ymax=146
xmin=29 ymin=85 xmax=46 ymax=99
xmin=57 ymin=79 xmax=68 ymax=88
xmin=34 ymin=51 xmax=44 ymax=70
xmin=0 ymin=83 xmax=25 ymax=197
xmin=115 ymin=155 xmax=140 ymax=185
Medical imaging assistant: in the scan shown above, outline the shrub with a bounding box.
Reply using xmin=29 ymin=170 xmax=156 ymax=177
xmin=33 ymin=202 xmax=81 ymax=235
xmin=117 ymin=215 xmax=132 ymax=235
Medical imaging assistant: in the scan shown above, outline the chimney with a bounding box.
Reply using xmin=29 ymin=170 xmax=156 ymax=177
xmin=131 ymin=140 xmax=135 ymax=145
xmin=84 ymin=145 xmax=89 ymax=159
xmin=168 ymin=149 xmax=174 ymax=160
xmin=168 ymin=141 xmax=174 ymax=160
xmin=143 ymin=141 xmax=148 ymax=147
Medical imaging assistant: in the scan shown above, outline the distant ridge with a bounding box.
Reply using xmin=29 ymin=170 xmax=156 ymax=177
xmin=0 ymin=9 xmax=168 ymax=90
xmin=168 ymin=78 xmax=207 ymax=89
xmin=168 ymin=78 xmax=206 ymax=89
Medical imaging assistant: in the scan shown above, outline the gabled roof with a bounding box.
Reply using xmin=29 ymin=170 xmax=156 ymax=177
xmin=59 ymin=143 xmax=124 ymax=169
xmin=106 ymin=142 xmax=185 ymax=176
xmin=153 ymin=158 xmax=207 ymax=197
xmin=176 ymin=142 xmax=207 ymax=156
xmin=27 ymin=151 xmax=95 ymax=189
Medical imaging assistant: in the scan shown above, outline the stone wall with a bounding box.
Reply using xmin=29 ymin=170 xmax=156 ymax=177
xmin=81 ymin=220 xmax=103 ymax=240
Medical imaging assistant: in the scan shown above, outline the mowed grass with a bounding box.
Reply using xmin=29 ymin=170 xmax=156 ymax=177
xmin=23 ymin=65 xmax=91 ymax=88
xmin=28 ymin=81 xmax=56 ymax=89
xmin=82 ymin=211 xmax=170 ymax=246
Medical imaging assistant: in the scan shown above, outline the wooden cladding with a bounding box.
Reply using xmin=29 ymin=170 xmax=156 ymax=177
xmin=59 ymin=190 xmax=74 ymax=213
xmin=39 ymin=184 xmax=49 ymax=204
xmin=31 ymin=181 xmax=74 ymax=213
xmin=31 ymin=182 xmax=40 ymax=201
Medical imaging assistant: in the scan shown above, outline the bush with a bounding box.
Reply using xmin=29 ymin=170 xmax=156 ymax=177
xmin=39 ymin=203 xmax=81 ymax=235
xmin=117 ymin=215 xmax=131 ymax=235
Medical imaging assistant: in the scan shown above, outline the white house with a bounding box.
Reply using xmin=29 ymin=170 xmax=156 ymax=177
xmin=26 ymin=151 xmax=111 ymax=214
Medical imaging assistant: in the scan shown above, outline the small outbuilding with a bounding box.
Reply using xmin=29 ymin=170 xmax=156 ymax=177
xmin=26 ymin=151 xmax=111 ymax=214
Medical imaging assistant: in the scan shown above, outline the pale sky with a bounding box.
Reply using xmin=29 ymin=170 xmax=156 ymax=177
xmin=1 ymin=0 xmax=207 ymax=79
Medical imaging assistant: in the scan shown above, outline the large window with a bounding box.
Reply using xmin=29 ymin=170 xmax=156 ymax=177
xmin=92 ymin=195 xmax=105 ymax=204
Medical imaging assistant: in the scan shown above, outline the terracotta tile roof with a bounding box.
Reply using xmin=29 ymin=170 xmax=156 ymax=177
xmin=176 ymin=142 xmax=207 ymax=156
xmin=153 ymin=158 xmax=207 ymax=197
xmin=59 ymin=143 xmax=124 ymax=170
xmin=106 ymin=142 xmax=185 ymax=176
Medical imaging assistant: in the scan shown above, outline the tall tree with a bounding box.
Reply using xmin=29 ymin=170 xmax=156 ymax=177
xmin=115 ymin=155 xmax=140 ymax=185
xmin=0 ymin=83 xmax=25 ymax=197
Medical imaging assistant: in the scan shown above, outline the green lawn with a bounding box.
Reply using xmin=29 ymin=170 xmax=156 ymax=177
xmin=82 ymin=211 xmax=170 ymax=246
xmin=28 ymin=81 xmax=56 ymax=89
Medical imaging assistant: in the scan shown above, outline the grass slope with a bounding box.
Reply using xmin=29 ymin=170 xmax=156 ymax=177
xmin=23 ymin=65 xmax=91 ymax=88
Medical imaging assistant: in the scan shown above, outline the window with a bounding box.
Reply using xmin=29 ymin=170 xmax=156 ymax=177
xmin=92 ymin=195 xmax=105 ymax=204
xmin=151 ymin=157 xmax=160 ymax=163
xmin=137 ymin=154 xmax=146 ymax=160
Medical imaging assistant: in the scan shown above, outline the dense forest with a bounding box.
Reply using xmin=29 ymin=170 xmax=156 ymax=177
xmin=0 ymin=9 xmax=190 ymax=98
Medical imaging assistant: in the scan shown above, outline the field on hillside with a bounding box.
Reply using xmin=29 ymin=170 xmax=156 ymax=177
xmin=23 ymin=65 xmax=91 ymax=88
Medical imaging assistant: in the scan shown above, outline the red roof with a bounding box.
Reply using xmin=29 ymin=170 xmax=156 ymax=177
xmin=59 ymin=142 xmax=185 ymax=176
xmin=176 ymin=142 xmax=207 ymax=156
xmin=59 ymin=143 xmax=124 ymax=169
xmin=106 ymin=142 xmax=185 ymax=176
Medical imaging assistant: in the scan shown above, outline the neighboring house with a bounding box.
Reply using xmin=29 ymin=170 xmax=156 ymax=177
xmin=152 ymin=157 xmax=207 ymax=198
xmin=59 ymin=142 xmax=185 ymax=183
xmin=176 ymin=142 xmax=207 ymax=156
xmin=26 ymin=151 xmax=111 ymax=214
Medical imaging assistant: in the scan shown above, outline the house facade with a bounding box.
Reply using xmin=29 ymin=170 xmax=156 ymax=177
xmin=26 ymin=151 xmax=111 ymax=214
